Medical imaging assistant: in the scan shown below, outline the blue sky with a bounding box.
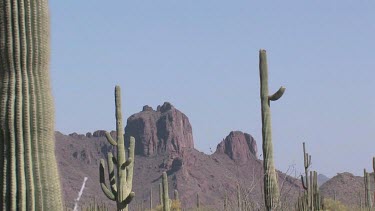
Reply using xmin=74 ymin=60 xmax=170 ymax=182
xmin=49 ymin=1 xmax=375 ymax=178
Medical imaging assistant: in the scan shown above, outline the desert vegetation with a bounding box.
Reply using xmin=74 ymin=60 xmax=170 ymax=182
xmin=0 ymin=1 xmax=374 ymax=211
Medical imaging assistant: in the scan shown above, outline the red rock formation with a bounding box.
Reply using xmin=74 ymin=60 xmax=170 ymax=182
xmin=215 ymin=131 xmax=258 ymax=163
xmin=125 ymin=102 xmax=194 ymax=156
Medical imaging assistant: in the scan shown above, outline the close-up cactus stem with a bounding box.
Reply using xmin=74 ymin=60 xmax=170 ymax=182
xmin=0 ymin=0 xmax=63 ymax=210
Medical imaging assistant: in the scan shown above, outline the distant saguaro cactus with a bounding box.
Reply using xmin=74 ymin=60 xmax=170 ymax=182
xmin=301 ymin=142 xmax=312 ymax=208
xmin=162 ymin=172 xmax=171 ymax=211
xmin=259 ymin=49 xmax=286 ymax=211
xmin=150 ymin=186 xmax=153 ymax=210
xmin=174 ymin=189 xmax=179 ymax=201
xmin=364 ymin=169 xmax=372 ymax=209
xmin=99 ymin=86 xmax=135 ymax=211
xmin=159 ymin=183 xmax=163 ymax=206
xmin=0 ymin=0 xmax=63 ymax=210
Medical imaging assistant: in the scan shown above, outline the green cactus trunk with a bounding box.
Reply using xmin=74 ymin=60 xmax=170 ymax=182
xmin=159 ymin=183 xmax=163 ymax=206
xmin=259 ymin=49 xmax=285 ymax=211
xmin=99 ymin=86 xmax=135 ymax=211
xmin=150 ymin=186 xmax=153 ymax=210
xmin=162 ymin=172 xmax=170 ymax=211
xmin=174 ymin=189 xmax=179 ymax=201
xmin=0 ymin=0 xmax=63 ymax=210
xmin=364 ymin=169 xmax=372 ymax=209
xmin=301 ymin=142 xmax=312 ymax=209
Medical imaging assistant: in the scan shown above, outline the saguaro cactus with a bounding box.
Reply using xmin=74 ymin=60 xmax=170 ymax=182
xmin=174 ymin=189 xmax=179 ymax=201
xmin=150 ymin=186 xmax=153 ymax=210
xmin=301 ymin=142 xmax=312 ymax=208
xmin=159 ymin=183 xmax=163 ymax=206
xmin=162 ymin=172 xmax=171 ymax=211
xmin=259 ymin=49 xmax=285 ymax=210
xmin=364 ymin=169 xmax=372 ymax=209
xmin=0 ymin=0 xmax=63 ymax=210
xmin=99 ymin=86 xmax=135 ymax=211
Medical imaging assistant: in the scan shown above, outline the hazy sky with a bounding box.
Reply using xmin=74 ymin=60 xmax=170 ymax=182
xmin=49 ymin=1 xmax=375 ymax=178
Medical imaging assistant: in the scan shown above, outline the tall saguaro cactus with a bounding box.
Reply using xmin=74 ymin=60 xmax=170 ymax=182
xmin=0 ymin=0 xmax=63 ymax=210
xmin=259 ymin=49 xmax=286 ymax=211
xmin=364 ymin=169 xmax=372 ymax=209
xmin=99 ymin=86 xmax=135 ymax=211
xmin=162 ymin=172 xmax=171 ymax=211
xmin=301 ymin=142 xmax=312 ymax=208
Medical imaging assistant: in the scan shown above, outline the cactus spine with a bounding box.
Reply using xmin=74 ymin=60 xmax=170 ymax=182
xmin=259 ymin=49 xmax=285 ymax=211
xmin=162 ymin=172 xmax=171 ymax=211
xmin=99 ymin=86 xmax=135 ymax=211
xmin=0 ymin=0 xmax=63 ymax=210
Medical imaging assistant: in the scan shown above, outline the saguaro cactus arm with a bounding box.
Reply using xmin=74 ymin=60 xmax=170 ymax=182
xmin=301 ymin=142 xmax=311 ymax=191
xmin=105 ymin=132 xmax=118 ymax=146
xmin=100 ymin=159 xmax=116 ymax=201
xmin=268 ymin=87 xmax=286 ymax=101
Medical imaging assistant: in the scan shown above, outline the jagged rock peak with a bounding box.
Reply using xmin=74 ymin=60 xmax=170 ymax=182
xmin=93 ymin=130 xmax=106 ymax=137
xmin=91 ymin=130 xmax=116 ymax=138
xmin=125 ymin=102 xmax=194 ymax=157
xmin=159 ymin=102 xmax=173 ymax=113
xmin=142 ymin=105 xmax=154 ymax=112
xmin=215 ymin=131 xmax=258 ymax=162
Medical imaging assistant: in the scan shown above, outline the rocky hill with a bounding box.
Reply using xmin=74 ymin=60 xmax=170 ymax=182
xmin=317 ymin=174 xmax=330 ymax=187
xmin=56 ymin=102 xmax=302 ymax=210
xmin=320 ymin=172 xmax=373 ymax=208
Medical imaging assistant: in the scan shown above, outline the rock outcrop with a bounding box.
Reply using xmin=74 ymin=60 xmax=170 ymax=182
xmin=215 ymin=131 xmax=258 ymax=163
xmin=319 ymin=172 xmax=372 ymax=206
xmin=125 ymin=102 xmax=194 ymax=156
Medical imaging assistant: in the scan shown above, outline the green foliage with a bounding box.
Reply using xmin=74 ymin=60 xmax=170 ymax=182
xmin=0 ymin=0 xmax=63 ymax=210
xmin=99 ymin=86 xmax=136 ymax=211
xmin=323 ymin=198 xmax=349 ymax=211
xmin=150 ymin=199 xmax=181 ymax=211
xmin=259 ymin=49 xmax=286 ymax=210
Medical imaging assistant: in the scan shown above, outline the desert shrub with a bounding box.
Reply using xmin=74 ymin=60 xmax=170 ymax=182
xmin=151 ymin=199 xmax=181 ymax=211
xmin=323 ymin=198 xmax=349 ymax=211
